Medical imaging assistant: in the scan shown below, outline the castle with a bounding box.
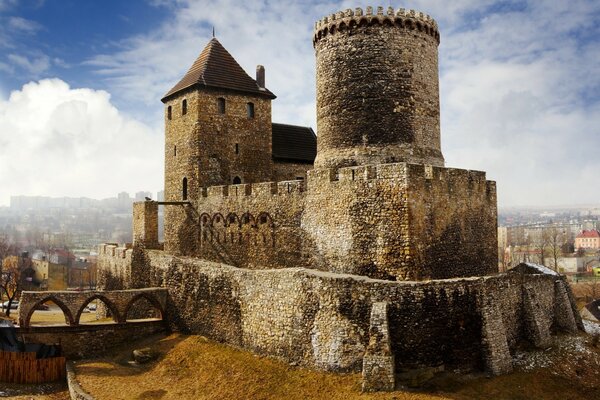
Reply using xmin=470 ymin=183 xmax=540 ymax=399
xmin=98 ymin=6 xmax=583 ymax=391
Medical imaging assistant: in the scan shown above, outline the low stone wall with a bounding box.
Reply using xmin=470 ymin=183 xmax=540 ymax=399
xmin=17 ymin=321 xmax=166 ymax=359
xmin=98 ymin=251 xmax=582 ymax=377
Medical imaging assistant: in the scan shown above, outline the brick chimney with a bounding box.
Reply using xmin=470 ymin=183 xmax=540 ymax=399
xmin=256 ymin=65 xmax=265 ymax=89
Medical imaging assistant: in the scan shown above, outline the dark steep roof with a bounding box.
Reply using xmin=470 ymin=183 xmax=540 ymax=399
xmin=272 ymin=123 xmax=317 ymax=163
xmin=162 ymin=38 xmax=275 ymax=102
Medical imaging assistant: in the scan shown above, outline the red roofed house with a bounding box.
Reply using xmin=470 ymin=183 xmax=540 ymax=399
xmin=575 ymin=229 xmax=600 ymax=250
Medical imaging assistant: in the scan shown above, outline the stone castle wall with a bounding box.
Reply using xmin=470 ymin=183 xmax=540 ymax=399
xmin=97 ymin=250 xmax=582 ymax=375
xmin=313 ymin=6 xmax=443 ymax=169
xmin=272 ymin=161 xmax=312 ymax=182
xmin=156 ymin=162 xmax=496 ymax=280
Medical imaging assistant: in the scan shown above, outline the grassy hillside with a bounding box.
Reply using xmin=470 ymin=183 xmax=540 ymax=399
xmin=73 ymin=326 xmax=600 ymax=400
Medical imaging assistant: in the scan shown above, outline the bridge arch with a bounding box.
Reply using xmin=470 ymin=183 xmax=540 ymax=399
xmin=123 ymin=292 xmax=165 ymax=321
xmin=75 ymin=294 xmax=122 ymax=324
xmin=24 ymin=296 xmax=75 ymax=328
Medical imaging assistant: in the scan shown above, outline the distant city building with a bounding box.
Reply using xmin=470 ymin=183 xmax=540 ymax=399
xmin=575 ymin=229 xmax=600 ymax=250
xmin=157 ymin=190 xmax=165 ymax=202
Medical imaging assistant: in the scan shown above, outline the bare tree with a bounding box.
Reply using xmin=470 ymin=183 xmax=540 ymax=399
xmin=548 ymin=227 xmax=565 ymax=272
xmin=0 ymin=256 xmax=23 ymax=317
xmin=535 ymin=230 xmax=550 ymax=265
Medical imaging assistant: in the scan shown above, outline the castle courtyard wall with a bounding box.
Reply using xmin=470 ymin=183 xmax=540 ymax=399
xmin=98 ymin=248 xmax=580 ymax=374
xmin=154 ymin=162 xmax=497 ymax=281
xmin=272 ymin=161 xmax=312 ymax=182
xmin=405 ymin=164 xmax=498 ymax=279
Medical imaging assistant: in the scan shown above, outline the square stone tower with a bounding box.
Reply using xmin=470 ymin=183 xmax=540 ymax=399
xmin=161 ymin=38 xmax=276 ymax=255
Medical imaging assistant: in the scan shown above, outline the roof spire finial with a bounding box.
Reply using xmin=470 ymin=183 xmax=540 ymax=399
xmin=212 ymin=26 xmax=215 ymax=38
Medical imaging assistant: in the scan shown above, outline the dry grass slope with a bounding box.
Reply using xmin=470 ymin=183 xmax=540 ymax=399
xmin=73 ymin=331 xmax=600 ymax=400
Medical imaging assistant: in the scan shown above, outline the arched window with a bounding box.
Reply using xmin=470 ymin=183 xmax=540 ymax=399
xmin=217 ymin=97 xmax=226 ymax=114
xmin=167 ymin=106 xmax=172 ymax=120
xmin=182 ymin=99 xmax=187 ymax=115
xmin=182 ymin=177 xmax=188 ymax=200
xmin=246 ymin=102 xmax=254 ymax=119
xmin=233 ymin=176 xmax=242 ymax=184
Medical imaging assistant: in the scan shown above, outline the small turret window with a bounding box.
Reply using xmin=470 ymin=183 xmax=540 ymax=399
xmin=235 ymin=143 xmax=239 ymax=155
xmin=182 ymin=177 xmax=188 ymax=200
xmin=174 ymin=145 xmax=177 ymax=157
xmin=246 ymin=102 xmax=254 ymax=119
xmin=217 ymin=97 xmax=226 ymax=114
xmin=182 ymin=99 xmax=187 ymax=115
xmin=167 ymin=106 xmax=172 ymax=120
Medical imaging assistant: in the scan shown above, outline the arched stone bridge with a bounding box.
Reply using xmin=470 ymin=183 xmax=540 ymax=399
xmin=17 ymin=288 xmax=167 ymax=328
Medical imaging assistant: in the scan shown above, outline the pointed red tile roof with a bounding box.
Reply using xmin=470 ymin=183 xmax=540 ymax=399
xmin=162 ymin=38 xmax=276 ymax=102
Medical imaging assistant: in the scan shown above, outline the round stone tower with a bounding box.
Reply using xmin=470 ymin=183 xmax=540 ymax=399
xmin=313 ymin=6 xmax=444 ymax=169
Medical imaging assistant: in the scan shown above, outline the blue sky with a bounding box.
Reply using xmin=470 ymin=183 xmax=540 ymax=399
xmin=0 ymin=0 xmax=599 ymax=207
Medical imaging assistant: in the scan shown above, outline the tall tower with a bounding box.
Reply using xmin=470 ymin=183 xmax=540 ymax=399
xmin=161 ymin=38 xmax=276 ymax=255
xmin=312 ymin=7 xmax=444 ymax=169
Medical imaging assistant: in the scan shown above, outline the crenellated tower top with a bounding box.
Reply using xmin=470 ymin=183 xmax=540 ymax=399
xmin=313 ymin=6 xmax=440 ymax=46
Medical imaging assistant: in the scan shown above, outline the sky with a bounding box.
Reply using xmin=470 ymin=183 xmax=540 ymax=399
xmin=0 ymin=0 xmax=599 ymax=208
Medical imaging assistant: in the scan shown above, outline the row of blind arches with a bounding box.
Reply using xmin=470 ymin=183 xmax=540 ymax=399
xmin=167 ymin=98 xmax=255 ymax=119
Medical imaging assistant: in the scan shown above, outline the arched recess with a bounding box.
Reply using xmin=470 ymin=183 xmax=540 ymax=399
xmin=240 ymin=212 xmax=256 ymax=227
xmin=75 ymin=295 xmax=121 ymax=325
xmin=25 ymin=296 xmax=75 ymax=328
xmin=225 ymin=212 xmax=240 ymax=227
xmin=124 ymin=293 xmax=164 ymax=322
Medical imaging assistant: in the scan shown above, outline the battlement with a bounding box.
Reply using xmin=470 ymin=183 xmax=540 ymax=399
xmin=308 ymin=161 xmax=490 ymax=187
xmin=98 ymin=243 xmax=132 ymax=260
xmin=200 ymin=179 xmax=305 ymax=200
xmin=313 ymin=6 xmax=440 ymax=45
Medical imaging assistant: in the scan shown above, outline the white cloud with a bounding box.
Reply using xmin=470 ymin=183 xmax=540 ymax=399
xmin=7 ymin=16 xmax=41 ymax=34
xmin=0 ymin=79 xmax=163 ymax=206
xmin=7 ymin=53 xmax=50 ymax=75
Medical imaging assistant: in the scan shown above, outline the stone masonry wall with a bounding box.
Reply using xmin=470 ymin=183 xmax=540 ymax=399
xmin=405 ymin=164 xmax=498 ymax=279
xmin=272 ymin=161 xmax=312 ymax=182
xmin=17 ymin=321 xmax=165 ymax=359
xmin=143 ymin=162 xmax=496 ymax=281
xmin=302 ymin=163 xmax=497 ymax=280
xmin=98 ymin=251 xmax=581 ymax=375
xmin=193 ymin=180 xmax=308 ymax=269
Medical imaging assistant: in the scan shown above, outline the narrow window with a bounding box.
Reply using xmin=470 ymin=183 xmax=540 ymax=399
xmin=182 ymin=177 xmax=188 ymax=200
xmin=217 ymin=97 xmax=226 ymax=114
xmin=182 ymin=99 xmax=187 ymax=115
xmin=174 ymin=145 xmax=177 ymax=157
xmin=167 ymin=106 xmax=172 ymax=120
xmin=235 ymin=143 xmax=239 ymax=154
xmin=233 ymin=176 xmax=241 ymax=184
xmin=246 ymin=102 xmax=254 ymax=119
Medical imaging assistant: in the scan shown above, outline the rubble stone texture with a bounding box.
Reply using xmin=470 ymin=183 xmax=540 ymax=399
xmin=97 ymin=5 xmax=585 ymax=391
xmin=362 ymin=302 xmax=395 ymax=392
xmin=98 ymin=247 xmax=583 ymax=377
